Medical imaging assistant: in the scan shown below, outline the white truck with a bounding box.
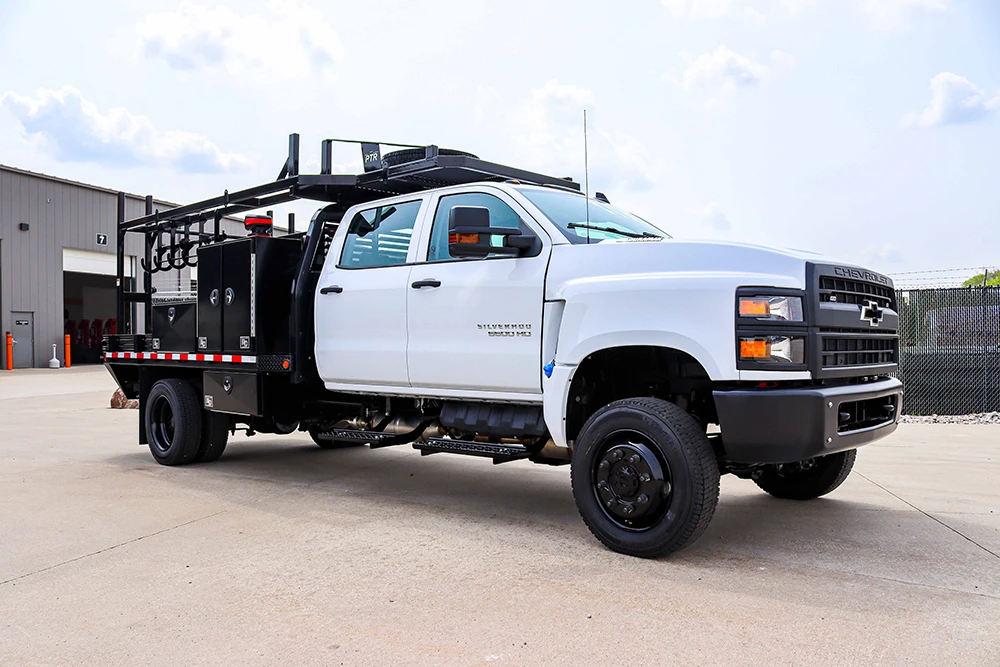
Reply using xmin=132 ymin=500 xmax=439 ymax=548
xmin=105 ymin=136 xmax=902 ymax=557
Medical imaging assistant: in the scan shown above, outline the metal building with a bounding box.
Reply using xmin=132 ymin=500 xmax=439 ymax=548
xmin=0 ymin=165 xmax=244 ymax=368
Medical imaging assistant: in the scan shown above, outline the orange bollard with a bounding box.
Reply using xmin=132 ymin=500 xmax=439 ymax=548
xmin=65 ymin=334 xmax=72 ymax=369
xmin=5 ymin=332 xmax=11 ymax=371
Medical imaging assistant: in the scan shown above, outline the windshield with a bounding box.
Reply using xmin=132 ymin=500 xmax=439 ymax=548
xmin=515 ymin=187 xmax=668 ymax=244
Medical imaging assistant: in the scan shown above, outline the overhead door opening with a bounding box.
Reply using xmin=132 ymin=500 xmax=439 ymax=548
xmin=64 ymin=272 xmax=118 ymax=364
xmin=62 ymin=248 xmax=135 ymax=364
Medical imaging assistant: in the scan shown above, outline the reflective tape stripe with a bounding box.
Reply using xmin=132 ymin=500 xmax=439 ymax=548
xmin=104 ymin=351 xmax=257 ymax=363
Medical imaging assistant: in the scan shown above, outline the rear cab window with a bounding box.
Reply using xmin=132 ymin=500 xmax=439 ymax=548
xmin=339 ymin=200 xmax=422 ymax=268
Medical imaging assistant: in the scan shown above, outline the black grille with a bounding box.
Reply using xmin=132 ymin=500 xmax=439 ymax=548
xmin=820 ymin=276 xmax=895 ymax=310
xmin=821 ymin=335 xmax=896 ymax=368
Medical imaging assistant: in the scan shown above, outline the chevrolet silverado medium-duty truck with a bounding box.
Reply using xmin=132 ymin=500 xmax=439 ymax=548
xmin=104 ymin=135 xmax=902 ymax=557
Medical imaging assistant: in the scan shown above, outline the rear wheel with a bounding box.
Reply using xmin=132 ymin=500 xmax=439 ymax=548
xmin=194 ymin=411 xmax=230 ymax=463
xmin=571 ymin=398 xmax=720 ymax=558
xmin=145 ymin=379 xmax=202 ymax=466
xmin=753 ymin=450 xmax=857 ymax=500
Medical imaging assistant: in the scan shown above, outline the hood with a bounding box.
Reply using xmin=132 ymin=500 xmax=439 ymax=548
xmin=545 ymin=237 xmax=867 ymax=300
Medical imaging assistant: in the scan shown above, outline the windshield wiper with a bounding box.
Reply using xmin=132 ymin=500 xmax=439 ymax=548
xmin=567 ymin=222 xmax=661 ymax=239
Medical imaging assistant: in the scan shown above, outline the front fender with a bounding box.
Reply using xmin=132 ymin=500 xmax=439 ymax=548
xmin=551 ymin=272 xmax=790 ymax=380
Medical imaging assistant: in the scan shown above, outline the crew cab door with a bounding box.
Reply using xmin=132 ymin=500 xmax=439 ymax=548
xmin=406 ymin=190 xmax=549 ymax=395
xmin=314 ymin=198 xmax=424 ymax=388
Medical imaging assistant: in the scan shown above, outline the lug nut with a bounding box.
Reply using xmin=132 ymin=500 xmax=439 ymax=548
xmin=597 ymin=480 xmax=608 ymax=490
xmin=621 ymin=503 xmax=635 ymax=514
xmin=613 ymin=450 xmax=624 ymax=461
xmin=599 ymin=460 xmax=609 ymax=469
xmin=637 ymin=494 xmax=649 ymax=504
xmin=639 ymin=473 xmax=651 ymax=483
xmin=606 ymin=499 xmax=615 ymax=508
xmin=629 ymin=454 xmax=640 ymax=464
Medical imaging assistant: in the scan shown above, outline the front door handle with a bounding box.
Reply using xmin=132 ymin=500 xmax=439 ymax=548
xmin=411 ymin=279 xmax=442 ymax=289
xmin=320 ymin=285 xmax=344 ymax=294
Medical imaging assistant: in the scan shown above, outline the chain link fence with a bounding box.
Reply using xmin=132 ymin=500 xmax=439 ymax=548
xmin=896 ymin=287 xmax=1000 ymax=415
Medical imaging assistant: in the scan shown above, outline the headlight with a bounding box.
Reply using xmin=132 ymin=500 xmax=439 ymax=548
xmin=739 ymin=336 xmax=805 ymax=364
xmin=739 ymin=295 xmax=804 ymax=322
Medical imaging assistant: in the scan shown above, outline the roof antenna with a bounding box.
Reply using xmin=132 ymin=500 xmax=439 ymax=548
xmin=583 ymin=109 xmax=591 ymax=245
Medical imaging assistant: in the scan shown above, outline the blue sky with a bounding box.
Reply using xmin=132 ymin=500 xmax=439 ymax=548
xmin=1 ymin=0 xmax=998 ymax=276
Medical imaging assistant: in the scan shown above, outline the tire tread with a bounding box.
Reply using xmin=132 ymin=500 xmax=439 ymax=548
xmin=571 ymin=397 xmax=720 ymax=557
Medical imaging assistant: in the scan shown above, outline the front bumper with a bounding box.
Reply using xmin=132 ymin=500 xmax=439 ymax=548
xmin=713 ymin=377 xmax=902 ymax=464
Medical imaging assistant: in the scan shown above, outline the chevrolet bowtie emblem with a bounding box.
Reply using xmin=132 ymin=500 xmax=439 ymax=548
xmin=860 ymin=299 xmax=884 ymax=327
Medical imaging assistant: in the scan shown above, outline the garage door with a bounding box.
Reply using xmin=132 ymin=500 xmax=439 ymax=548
xmin=63 ymin=248 xmax=134 ymax=277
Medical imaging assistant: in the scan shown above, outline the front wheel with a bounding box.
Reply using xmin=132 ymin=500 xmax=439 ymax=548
xmin=752 ymin=450 xmax=857 ymax=500
xmin=571 ymin=398 xmax=721 ymax=558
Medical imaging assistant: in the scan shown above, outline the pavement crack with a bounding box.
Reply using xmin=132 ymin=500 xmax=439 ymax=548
xmin=0 ymin=510 xmax=227 ymax=587
xmin=857 ymin=472 xmax=1000 ymax=561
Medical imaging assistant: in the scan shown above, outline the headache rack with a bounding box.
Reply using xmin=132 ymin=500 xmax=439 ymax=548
xmin=111 ymin=133 xmax=580 ymax=336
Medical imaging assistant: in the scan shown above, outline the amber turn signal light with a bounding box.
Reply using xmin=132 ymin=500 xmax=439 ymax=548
xmin=739 ymin=339 xmax=770 ymax=359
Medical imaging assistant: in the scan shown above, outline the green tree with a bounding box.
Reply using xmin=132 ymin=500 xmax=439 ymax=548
xmin=962 ymin=270 xmax=1000 ymax=287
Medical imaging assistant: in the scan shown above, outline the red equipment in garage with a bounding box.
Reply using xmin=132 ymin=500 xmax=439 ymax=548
xmin=89 ymin=320 xmax=103 ymax=348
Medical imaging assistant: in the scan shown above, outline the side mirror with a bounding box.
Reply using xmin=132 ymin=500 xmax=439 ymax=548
xmin=447 ymin=206 xmax=532 ymax=258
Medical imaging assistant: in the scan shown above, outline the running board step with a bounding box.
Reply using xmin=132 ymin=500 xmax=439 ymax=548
xmin=414 ymin=438 xmax=534 ymax=464
xmin=315 ymin=428 xmax=420 ymax=449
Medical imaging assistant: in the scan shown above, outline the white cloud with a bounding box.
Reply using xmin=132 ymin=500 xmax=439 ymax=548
xmin=474 ymin=85 xmax=501 ymax=125
xmin=662 ymin=0 xmax=765 ymax=22
xmin=770 ymin=50 xmax=797 ymax=69
xmin=862 ymin=0 xmax=948 ymax=28
xmin=0 ymin=86 xmax=252 ymax=173
xmin=690 ymin=202 xmax=733 ymax=232
xmin=902 ymin=73 xmax=1000 ymax=127
xmin=510 ymin=80 xmax=655 ymax=192
xmin=864 ymin=243 xmax=904 ymax=265
xmin=678 ymin=46 xmax=767 ymax=91
xmin=137 ymin=0 xmax=343 ymax=79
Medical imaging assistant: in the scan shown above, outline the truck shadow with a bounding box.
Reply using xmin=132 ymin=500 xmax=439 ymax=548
xmin=108 ymin=437 xmax=998 ymax=597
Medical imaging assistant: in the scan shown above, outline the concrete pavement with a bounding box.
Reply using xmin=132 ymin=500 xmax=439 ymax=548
xmin=0 ymin=366 xmax=997 ymax=665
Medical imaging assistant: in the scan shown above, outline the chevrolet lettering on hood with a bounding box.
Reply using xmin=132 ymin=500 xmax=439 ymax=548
xmin=834 ymin=266 xmax=891 ymax=286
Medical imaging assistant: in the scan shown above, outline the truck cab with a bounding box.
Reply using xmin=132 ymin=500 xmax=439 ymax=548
xmin=104 ymin=137 xmax=901 ymax=558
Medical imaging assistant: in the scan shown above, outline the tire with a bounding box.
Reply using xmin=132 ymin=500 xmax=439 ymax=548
xmin=382 ymin=148 xmax=477 ymax=167
xmin=145 ymin=379 xmax=202 ymax=466
xmin=753 ymin=450 xmax=857 ymax=500
xmin=309 ymin=427 xmax=364 ymax=450
xmin=570 ymin=398 xmax=721 ymax=558
xmin=194 ymin=411 xmax=230 ymax=463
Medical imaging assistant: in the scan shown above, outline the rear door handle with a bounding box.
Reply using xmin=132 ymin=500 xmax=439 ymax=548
xmin=320 ymin=285 xmax=344 ymax=294
xmin=411 ymin=279 xmax=442 ymax=289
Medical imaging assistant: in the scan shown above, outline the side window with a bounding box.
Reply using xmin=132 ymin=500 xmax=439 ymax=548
xmin=339 ymin=200 xmax=421 ymax=268
xmin=428 ymin=193 xmax=533 ymax=262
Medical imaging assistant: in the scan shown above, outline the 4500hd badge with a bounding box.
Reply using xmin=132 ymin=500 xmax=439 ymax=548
xmin=478 ymin=323 xmax=532 ymax=338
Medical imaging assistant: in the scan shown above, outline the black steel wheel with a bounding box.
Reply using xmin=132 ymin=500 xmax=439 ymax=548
xmin=145 ymin=379 xmax=202 ymax=466
xmin=194 ymin=410 xmax=230 ymax=463
xmin=753 ymin=450 xmax=857 ymax=500
xmin=571 ymin=397 xmax=720 ymax=558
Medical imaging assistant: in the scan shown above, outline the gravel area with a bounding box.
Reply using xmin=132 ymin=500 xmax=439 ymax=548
xmin=901 ymin=412 xmax=1000 ymax=424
